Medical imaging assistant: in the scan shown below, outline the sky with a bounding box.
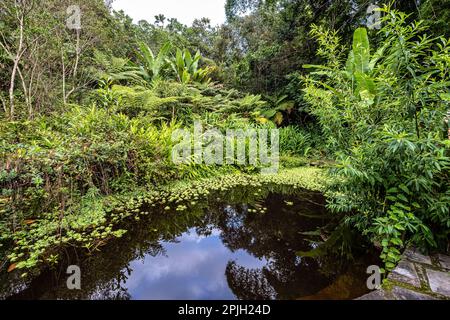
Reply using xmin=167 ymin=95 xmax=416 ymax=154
xmin=121 ymin=228 xmax=269 ymax=299
xmin=111 ymin=0 xmax=227 ymax=26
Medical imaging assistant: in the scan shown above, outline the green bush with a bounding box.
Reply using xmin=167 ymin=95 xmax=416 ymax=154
xmin=0 ymin=96 xmax=276 ymax=271
xmin=279 ymin=126 xmax=313 ymax=157
xmin=279 ymin=125 xmax=326 ymax=158
xmin=303 ymin=6 xmax=450 ymax=270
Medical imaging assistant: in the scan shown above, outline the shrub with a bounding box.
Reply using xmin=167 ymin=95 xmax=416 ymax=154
xmin=303 ymin=6 xmax=450 ymax=270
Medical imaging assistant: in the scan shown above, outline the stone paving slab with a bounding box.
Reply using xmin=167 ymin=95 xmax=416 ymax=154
xmin=404 ymin=247 xmax=432 ymax=265
xmin=358 ymin=247 xmax=450 ymax=300
xmin=437 ymin=254 xmax=450 ymax=271
xmin=356 ymin=290 xmax=390 ymax=300
xmin=427 ymin=268 xmax=450 ymax=297
xmin=391 ymin=286 xmax=436 ymax=300
xmin=388 ymin=260 xmax=421 ymax=288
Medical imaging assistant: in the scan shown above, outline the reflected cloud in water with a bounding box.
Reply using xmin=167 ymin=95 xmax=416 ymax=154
xmin=124 ymin=228 xmax=268 ymax=300
xmin=2 ymin=189 xmax=379 ymax=300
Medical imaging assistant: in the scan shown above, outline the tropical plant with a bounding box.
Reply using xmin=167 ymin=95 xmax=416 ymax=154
xmin=106 ymin=42 xmax=173 ymax=86
xmin=256 ymin=95 xmax=295 ymax=126
xmin=279 ymin=126 xmax=313 ymax=157
xmin=170 ymin=48 xmax=215 ymax=84
xmin=110 ymin=85 xmax=179 ymax=119
xmin=135 ymin=42 xmax=172 ymax=83
xmin=303 ymin=6 xmax=450 ymax=270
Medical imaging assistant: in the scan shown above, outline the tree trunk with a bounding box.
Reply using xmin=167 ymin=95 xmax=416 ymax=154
xmin=8 ymin=12 xmax=24 ymax=119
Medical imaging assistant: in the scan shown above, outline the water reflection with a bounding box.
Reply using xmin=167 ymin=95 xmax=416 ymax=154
xmin=1 ymin=187 xmax=379 ymax=300
xmin=125 ymin=229 xmax=268 ymax=300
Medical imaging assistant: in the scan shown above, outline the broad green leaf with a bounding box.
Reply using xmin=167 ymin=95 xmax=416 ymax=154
xmin=355 ymin=71 xmax=377 ymax=97
xmin=352 ymin=28 xmax=370 ymax=74
xmin=399 ymin=184 xmax=410 ymax=195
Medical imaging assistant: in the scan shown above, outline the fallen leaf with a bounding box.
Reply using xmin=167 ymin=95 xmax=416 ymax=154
xmin=7 ymin=263 xmax=17 ymax=272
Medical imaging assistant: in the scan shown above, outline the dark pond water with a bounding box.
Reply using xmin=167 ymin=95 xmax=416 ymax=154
xmin=1 ymin=185 xmax=379 ymax=300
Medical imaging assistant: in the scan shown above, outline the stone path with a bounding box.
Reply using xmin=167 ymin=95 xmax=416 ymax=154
xmin=358 ymin=247 xmax=450 ymax=300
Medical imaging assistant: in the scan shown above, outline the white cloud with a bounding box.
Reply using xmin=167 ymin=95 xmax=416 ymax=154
xmin=112 ymin=0 xmax=227 ymax=26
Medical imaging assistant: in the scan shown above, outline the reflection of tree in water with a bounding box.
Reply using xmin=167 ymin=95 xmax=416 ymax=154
xmin=218 ymin=192 xmax=337 ymax=299
xmin=5 ymin=208 xmax=203 ymax=300
xmin=89 ymin=272 xmax=132 ymax=300
xmin=226 ymin=261 xmax=276 ymax=300
xmin=3 ymin=186 xmax=374 ymax=300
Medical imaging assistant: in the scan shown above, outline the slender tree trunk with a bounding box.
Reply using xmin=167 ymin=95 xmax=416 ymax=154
xmin=17 ymin=66 xmax=30 ymax=117
xmin=62 ymin=49 xmax=66 ymax=105
xmin=9 ymin=12 xmax=24 ymax=119
xmin=63 ymin=29 xmax=81 ymax=104
xmin=72 ymin=29 xmax=80 ymax=78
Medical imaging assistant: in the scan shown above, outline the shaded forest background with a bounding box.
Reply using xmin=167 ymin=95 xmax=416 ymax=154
xmin=1 ymin=0 xmax=448 ymax=120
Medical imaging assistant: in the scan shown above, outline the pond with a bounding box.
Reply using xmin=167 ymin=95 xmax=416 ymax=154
xmin=1 ymin=185 xmax=379 ymax=300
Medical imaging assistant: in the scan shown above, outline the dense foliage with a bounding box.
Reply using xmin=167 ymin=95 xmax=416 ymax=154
xmin=0 ymin=0 xmax=449 ymax=277
xmin=303 ymin=7 xmax=450 ymax=270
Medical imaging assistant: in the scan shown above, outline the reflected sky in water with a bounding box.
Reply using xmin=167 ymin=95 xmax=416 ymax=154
xmin=2 ymin=189 xmax=379 ymax=300
xmin=124 ymin=228 xmax=268 ymax=300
